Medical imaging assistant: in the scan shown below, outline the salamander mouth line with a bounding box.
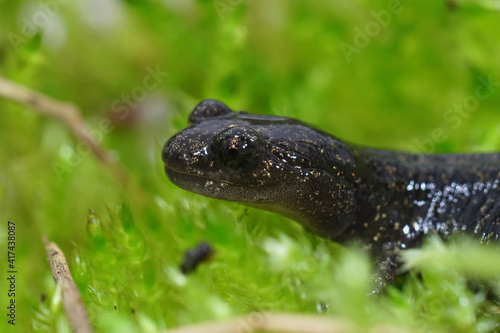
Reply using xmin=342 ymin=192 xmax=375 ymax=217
xmin=164 ymin=165 xmax=239 ymax=186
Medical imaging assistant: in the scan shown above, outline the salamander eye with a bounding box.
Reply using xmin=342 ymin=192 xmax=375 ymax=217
xmin=189 ymin=99 xmax=233 ymax=124
xmin=212 ymin=126 xmax=265 ymax=174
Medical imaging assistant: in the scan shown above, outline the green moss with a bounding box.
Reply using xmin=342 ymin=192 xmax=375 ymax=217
xmin=1 ymin=1 xmax=500 ymax=332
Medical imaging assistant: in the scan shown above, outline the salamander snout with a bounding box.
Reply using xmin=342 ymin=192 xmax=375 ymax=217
xmin=162 ymin=131 xmax=197 ymax=170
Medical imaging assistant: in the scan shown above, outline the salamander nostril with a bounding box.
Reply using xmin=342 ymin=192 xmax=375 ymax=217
xmin=183 ymin=153 xmax=193 ymax=161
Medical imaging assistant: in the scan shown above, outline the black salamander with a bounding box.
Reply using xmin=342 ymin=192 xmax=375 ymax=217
xmin=162 ymin=100 xmax=500 ymax=284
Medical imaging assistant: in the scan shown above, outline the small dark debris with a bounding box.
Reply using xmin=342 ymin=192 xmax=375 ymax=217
xmin=40 ymin=294 xmax=46 ymax=303
xmin=131 ymin=308 xmax=135 ymax=314
xmin=319 ymin=303 xmax=329 ymax=312
xmin=180 ymin=241 xmax=214 ymax=274
xmin=114 ymin=305 xmax=117 ymax=310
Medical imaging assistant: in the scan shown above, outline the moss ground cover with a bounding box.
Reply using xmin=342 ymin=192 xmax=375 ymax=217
xmin=1 ymin=1 xmax=500 ymax=332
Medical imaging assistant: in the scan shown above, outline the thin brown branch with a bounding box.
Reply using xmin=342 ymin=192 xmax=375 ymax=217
xmin=162 ymin=312 xmax=355 ymax=333
xmin=0 ymin=76 xmax=110 ymax=163
xmin=43 ymin=237 xmax=93 ymax=333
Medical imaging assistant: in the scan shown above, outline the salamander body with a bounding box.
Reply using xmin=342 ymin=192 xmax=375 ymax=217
xmin=162 ymin=100 xmax=500 ymax=283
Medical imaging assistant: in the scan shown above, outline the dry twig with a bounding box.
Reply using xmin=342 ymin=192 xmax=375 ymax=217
xmin=44 ymin=237 xmax=93 ymax=333
xmin=162 ymin=312 xmax=355 ymax=333
xmin=0 ymin=76 xmax=110 ymax=162
xmin=162 ymin=312 xmax=415 ymax=333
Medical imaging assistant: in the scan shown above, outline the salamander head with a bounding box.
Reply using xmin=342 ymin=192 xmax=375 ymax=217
xmin=162 ymin=100 xmax=359 ymax=238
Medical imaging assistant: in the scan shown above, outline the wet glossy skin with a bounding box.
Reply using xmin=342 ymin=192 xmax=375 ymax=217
xmin=162 ymin=100 xmax=500 ymax=284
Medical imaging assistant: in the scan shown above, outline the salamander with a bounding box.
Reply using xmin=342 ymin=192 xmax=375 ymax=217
xmin=162 ymin=99 xmax=500 ymax=285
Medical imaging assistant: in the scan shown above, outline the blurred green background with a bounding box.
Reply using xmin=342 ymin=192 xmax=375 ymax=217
xmin=1 ymin=0 xmax=500 ymax=332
